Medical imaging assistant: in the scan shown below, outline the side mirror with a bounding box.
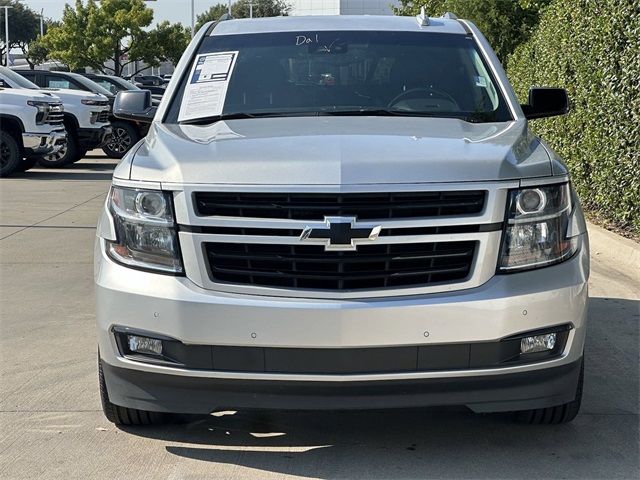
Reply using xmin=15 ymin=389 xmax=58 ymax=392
xmin=521 ymin=87 xmax=569 ymax=120
xmin=113 ymin=90 xmax=157 ymax=123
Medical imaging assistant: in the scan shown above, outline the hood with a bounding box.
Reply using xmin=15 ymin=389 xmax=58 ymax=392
xmin=0 ymin=87 xmax=61 ymax=104
xmin=39 ymin=88 xmax=107 ymax=102
xmin=126 ymin=116 xmax=553 ymax=185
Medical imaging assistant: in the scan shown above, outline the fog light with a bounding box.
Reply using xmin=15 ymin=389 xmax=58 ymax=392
xmin=520 ymin=333 xmax=556 ymax=354
xmin=128 ymin=335 xmax=162 ymax=355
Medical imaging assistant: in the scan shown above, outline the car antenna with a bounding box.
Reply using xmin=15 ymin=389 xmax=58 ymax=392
xmin=416 ymin=6 xmax=430 ymax=26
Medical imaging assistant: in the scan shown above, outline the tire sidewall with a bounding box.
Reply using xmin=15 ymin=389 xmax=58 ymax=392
xmin=0 ymin=131 xmax=22 ymax=177
xmin=102 ymin=121 xmax=139 ymax=159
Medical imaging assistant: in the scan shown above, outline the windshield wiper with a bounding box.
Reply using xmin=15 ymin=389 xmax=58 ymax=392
xmin=180 ymin=110 xmax=493 ymax=125
xmin=321 ymin=109 xmax=489 ymax=122
xmin=179 ymin=113 xmax=256 ymax=125
xmin=179 ymin=111 xmax=326 ymax=125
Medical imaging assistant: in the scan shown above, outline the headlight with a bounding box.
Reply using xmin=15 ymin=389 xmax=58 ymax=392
xmin=106 ymin=187 xmax=183 ymax=274
xmin=27 ymin=100 xmax=49 ymax=125
xmin=81 ymin=98 xmax=102 ymax=105
xmin=498 ymin=183 xmax=578 ymax=272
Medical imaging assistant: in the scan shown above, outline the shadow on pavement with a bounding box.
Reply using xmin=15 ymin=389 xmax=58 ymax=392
xmin=11 ymin=160 xmax=118 ymax=181
xmin=120 ymin=297 xmax=639 ymax=479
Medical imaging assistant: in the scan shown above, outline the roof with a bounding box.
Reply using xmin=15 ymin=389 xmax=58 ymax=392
xmin=210 ymin=15 xmax=467 ymax=36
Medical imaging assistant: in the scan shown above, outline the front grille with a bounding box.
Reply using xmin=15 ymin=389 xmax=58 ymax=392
xmin=195 ymin=191 xmax=486 ymax=220
xmin=44 ymin=104 xmax=64 ymax=126
xmin=205 ymin=241 xmax=477 ymax=290
xmin=96 ymin=110 xmax=110 ymax=123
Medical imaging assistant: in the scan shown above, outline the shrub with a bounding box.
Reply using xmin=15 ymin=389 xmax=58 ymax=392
xmin=508 ymin=0 xmax=640 ymax=234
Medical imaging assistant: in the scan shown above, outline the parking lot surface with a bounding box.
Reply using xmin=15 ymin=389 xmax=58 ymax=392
xmin=1 ymin=153 xmax=638 ymax=480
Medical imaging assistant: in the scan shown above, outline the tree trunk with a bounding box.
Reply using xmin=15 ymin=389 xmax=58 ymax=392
xmin=114 ymin=45 xmax=121 ymax=77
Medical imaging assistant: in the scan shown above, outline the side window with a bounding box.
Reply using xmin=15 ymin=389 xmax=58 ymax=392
xmin=470 ymin=50 xmax=499 ymax=110
xmin=45 ymin=76 xmax=78 ymax=90
xmin=96 ymin=80 xmax=117 ymax=94
xmin=21 ymin=73 xmax=38 ymax=85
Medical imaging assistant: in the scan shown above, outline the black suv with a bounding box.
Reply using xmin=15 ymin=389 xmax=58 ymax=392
xmin=83 ymin=73 xmax=154 ymax=158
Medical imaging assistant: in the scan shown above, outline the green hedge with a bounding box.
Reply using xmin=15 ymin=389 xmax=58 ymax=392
xmin=508 ymin=0 xmax=640 ymax=235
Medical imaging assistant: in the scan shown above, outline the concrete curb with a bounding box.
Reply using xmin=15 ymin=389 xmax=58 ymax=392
xmin=587 ymin=222 xmax=640 ymax=284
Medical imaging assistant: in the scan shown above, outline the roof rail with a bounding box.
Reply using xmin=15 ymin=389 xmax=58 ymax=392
xmin=442 ymin=12 xmax=458 ymax=20
xmin=416 ymin=6 xmax=430 ymax=26
xmin=218 ymin=13 xmax=234 ymax=22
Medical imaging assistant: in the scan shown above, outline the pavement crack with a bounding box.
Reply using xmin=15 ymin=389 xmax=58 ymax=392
xmin=0 ymin=192 xmax=106 ymax=241
xmin=0 ymin=225 xmax=96 ymax=230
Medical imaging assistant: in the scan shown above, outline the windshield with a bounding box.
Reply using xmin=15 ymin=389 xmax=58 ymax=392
xmin=1 ymin=67 xmax=38 ymax=89
xmin=109 ymin=76 xmax=140 ymax=91
xmin=168 ymin=31 xmax=512 ymax=124
xmin=93 ymin=76 xmax=139 ymax=94
xmin=67 ymin=72 xmax=114 ymax=97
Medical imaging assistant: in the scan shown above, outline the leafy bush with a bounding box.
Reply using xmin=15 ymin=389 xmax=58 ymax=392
xmin=508 ymin=0 xmax=640 ymax=234
xmin=392 ymin=0 xmax=550 ymax=64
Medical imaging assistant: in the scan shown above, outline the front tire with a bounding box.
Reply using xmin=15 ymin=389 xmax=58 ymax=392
xmin=0 ymin=131 xmax=22 ymax=177
xmin=513 ymin=358 xmax=584 ymax=424
xmin=39 ymin=132 xmax=80 ymax=167
xmin=99 ymin=358 xmax=168 ymax=426
xmin=102 ymin=122 xmax=139 ymax=159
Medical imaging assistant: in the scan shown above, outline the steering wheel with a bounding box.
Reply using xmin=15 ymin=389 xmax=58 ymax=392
xmin=387 ymin=86 xmax=458 ymax=109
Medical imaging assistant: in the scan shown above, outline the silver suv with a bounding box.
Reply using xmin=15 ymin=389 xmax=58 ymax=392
xmin=95 ymin=13 xmax=589 ymax=425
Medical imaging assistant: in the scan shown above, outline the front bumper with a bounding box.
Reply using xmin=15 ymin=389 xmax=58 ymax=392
xmin=96 ymin=236 xmax=589 ymax=413
xmin=78 ymin=125 xmax=112 ymax=149
xmin=22 ymin=129 xmax=66 ymax=157
xmin=103 ymin=358 xmax=583 ymax=413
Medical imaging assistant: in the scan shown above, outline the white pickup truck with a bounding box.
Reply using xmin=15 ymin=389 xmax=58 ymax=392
xmin=0 ymin=67 xmax=112 ymax=167
xmin=0 ymin=86 xmax=66 ymax=176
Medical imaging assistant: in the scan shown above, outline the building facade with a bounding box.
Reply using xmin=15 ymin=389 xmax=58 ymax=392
xmin=290 ymin=0 xmax=399 ymax=16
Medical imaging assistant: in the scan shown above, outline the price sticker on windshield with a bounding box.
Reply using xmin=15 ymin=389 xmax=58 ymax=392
xmin=178 ymin=51 xmax=239 ymax=122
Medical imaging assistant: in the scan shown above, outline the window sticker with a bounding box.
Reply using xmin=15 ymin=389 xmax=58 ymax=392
xmin=178 ymin=51 xmax=239 ymax=122
xmin=475 ymin=75 xmax=487 ymax=88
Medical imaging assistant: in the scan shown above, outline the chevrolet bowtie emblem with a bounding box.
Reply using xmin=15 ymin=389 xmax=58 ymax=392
xmin=299 ymin=216 xmax=382 ymax=251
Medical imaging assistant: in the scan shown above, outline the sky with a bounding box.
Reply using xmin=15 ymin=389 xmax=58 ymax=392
xmin=20 ymin=0 xmax=228 ymax=29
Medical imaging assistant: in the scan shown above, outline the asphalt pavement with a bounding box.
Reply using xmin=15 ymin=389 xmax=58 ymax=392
xmin=0 ymin=153 xmax=638 ymax=480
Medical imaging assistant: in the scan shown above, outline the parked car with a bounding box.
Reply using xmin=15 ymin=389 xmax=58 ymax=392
xmin=131 ymin=74 xmax=165 ymax=86
xmin=131 ymin=81 xmax=167 ymax=97
xmin=13 ymin=69 xmax=146 ymax=160
xmin=96 ymin=13 xmax=589 ymax=426
xmin=14 ymin=69 xmax=115 ymax=104
xmin=2 ymin=67 xmax=111 ymax=166
xmin=0 ymin=86 xmax=65 ymax=175
xmin=83 ymin=73 xmax=162 ymax=104
xmin=82 ymin=73 xmax=156 ymax=158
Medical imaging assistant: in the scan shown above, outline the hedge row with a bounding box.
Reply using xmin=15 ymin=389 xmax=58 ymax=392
xmin=507 ymin=0 xmax=640 ymax=235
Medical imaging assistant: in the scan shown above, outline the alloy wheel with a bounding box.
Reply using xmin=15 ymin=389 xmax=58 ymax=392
xmin=106 ymin=127 xmax=132 ymax=154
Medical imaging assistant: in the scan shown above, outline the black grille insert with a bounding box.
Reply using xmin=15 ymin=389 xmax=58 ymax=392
xmin=194 ymin=191 xmax=486 ymax=220
xmin=205 ymin=241 xmax=476 ymax=290
xmin=97 ymin=111 xmax=110 ymax=123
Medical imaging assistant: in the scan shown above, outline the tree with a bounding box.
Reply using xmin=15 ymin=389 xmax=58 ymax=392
xmin=392 ymin=0 xmax=551 ymax=65
xmin=41 ymin=0 xmax=110 ymax=72
xmin=195 ymin=4 xmax=229 ymax=31
xmin=148 ymin=21 xmax=190 ymax=66
xmin=0 ymin=0 xmax=40 ymax=66
xmin=195 ymin=0 xmax=291 ymax=31
xmin=86 ymin=0 xmax=155 ymax=76
xmin=232 ymin=0 xmax=291 ymax=19
xmin=42 ymin=0 xmax=188 ymax=77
